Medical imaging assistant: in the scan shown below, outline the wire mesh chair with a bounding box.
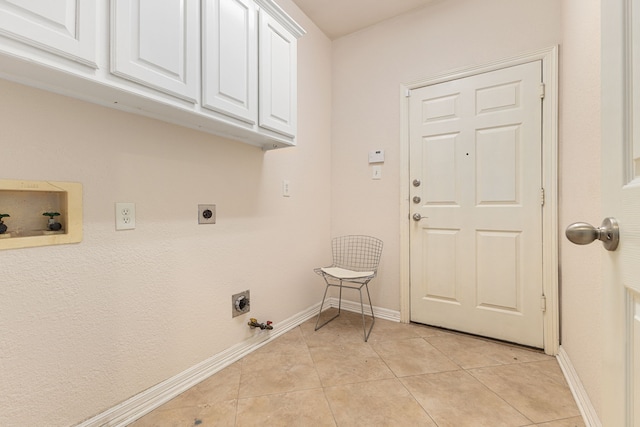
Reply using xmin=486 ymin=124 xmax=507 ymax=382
xmin=314 ymin=235 xmax=383 ymax=342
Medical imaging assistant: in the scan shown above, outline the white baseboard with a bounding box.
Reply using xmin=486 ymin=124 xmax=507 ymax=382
xmin=76 ymin=300 xmax=400 ymax=427
xmin=556 ymin=346 xmax=602 ymax=427
xmin=76 ymin=303 xmax=320 ymax=427
xmin=326 ymin=296 xmax=401 ymax=322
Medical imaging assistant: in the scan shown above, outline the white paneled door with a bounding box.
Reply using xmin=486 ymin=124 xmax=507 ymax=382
xmin=601 ymin=0 xmax=640 ymax=424
xmin=409 ymin=61 xmax=544 ymax=348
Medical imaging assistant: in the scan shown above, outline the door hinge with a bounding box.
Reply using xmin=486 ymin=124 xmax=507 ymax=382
xmin=405 ymin=89 xmax=411 ymax=98
xmin=541 ymin=295 xmax=547 ymax=312
xmin=539 ymin=83 xmax=546 ymax=99
xmin=540 ymin=188 xmax=545 ymax=206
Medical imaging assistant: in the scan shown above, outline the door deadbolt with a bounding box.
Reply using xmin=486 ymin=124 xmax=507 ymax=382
xmin=413 ymin=196 xmax=421 ymax=204
xmin=412 ymin=179 xmax=421 ymax=187
xmin=565 ymin=217 xmax=619 ymax=251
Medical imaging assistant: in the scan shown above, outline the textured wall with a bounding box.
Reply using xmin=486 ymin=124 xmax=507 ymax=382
xmin=559 ymin=0 xmax=603 ymax=415
xmin=330 ymin=0 xmax=562 ymax=312
xmin=329 ymin=0 xmax=603 ymax=418
xmin=0 ymin=1 xmax=332 ymax=425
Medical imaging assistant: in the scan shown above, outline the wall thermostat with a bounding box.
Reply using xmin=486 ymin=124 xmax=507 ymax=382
xmin=368 ymin=150 xmax=385 ymax=163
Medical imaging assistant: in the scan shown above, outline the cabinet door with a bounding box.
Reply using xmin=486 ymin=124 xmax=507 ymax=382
xmin=258 ymin=10 xmax=297 ymax=138
xmin=202 ymin=0 xmax=257 ymax=124
xmin=0 ymin=0 xmax=97 ymax=67
xmin=111 ymin=0 xmax=198 ymax=102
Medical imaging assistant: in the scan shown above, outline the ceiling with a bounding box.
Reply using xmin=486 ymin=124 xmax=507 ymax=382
xmin=291 ymin=0 xmax=438 ymax=40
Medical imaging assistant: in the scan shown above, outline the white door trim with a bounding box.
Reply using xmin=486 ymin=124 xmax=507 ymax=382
xmin=399 ymin=46 xmax=559 ymax=355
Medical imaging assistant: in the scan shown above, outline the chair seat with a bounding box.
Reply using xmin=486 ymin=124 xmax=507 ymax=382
xmin=320 ymin=267 xmax=374 ymax=280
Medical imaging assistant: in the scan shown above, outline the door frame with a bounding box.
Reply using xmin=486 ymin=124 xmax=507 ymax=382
xmin=399 ymin=46 xmax=559 ymax=355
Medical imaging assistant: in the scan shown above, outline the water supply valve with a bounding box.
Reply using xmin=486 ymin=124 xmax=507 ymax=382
xmin=248 ymin=318 xmax=273 ymax=330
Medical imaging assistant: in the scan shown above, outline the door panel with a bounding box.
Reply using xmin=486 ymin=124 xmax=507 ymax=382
xmin=258 ymin=10 xmax=297 ymax=137
xmin=602 ymin=0 xmax=640 ymax=423
xmin=202 ymin=0 xmax=257 ymax=123
xmin=410 ymin=61 xmax=544 ymax=347
xmin=111 ymin=0 xmax=198 ymax=102
xmin=0 ymin=0 xmax=96 ymax=66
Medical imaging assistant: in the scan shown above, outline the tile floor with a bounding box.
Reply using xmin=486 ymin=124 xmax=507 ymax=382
xmin=130 ymin=309 xmax=584 ymax=427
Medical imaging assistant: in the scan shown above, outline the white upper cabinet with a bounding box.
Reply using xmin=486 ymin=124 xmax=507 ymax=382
xmin=0 ymin=0 xmax=304 ymax=149
xmin=202 ymin=0 xmax=258 ymax=124
xmin=258 ymin=9 xmax=297 ymax=138
xmin=111 ymin=0 xmax=199 ymax=102
xmin=0 ymin=0 xmax=97 ymax=67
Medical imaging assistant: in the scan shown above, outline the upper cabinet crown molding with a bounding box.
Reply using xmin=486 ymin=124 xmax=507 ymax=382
xmin=0 ymin=0 xmax=305 ymax=151
xmin=254 ymin=0 xmax=306 ymax=38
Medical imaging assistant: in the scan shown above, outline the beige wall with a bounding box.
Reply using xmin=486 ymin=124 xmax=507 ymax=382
xmin=0 ymin=1 xmax=332 ymax=425
xmin=331 ymin=0 xmax=602 ymax=418
xmin=559 ymin=0 xmax=603 ymax=415
xmin=0 ymin=0 xmax=607 ymax=424
xmin=331 ymin=0 xmax=562 ymax=313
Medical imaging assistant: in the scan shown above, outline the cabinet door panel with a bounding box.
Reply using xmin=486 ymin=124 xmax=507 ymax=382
xmin=111 ymin=0 xmax=198 ymax=102
xmin=258 ymin=10 xmax=296 ymax=138
xmin=0 ymin=0 xmax=96 ymax=66
xmin=202 ymin=0 xmax=257 ymax=124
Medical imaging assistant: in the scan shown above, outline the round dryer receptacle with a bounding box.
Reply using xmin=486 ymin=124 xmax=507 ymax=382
xmin=235 ymin=295 xmax=249 ymax=312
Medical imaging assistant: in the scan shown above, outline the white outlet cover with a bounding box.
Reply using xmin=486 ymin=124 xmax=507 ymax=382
xmin=282 ymin=180 xmax=291 ymax=197
xmin=115 ymin=202 xmax=136 ymax=230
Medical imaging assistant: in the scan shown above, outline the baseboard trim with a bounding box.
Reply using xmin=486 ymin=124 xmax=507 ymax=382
xmin=556 ymin=346 xmax=602 ymax=427
xmin=77 ymin=298 xmax=400 ymax=427
xmin=326 ymin=296 xmax=401 ymax=322
xmin=76 ymin=300 xmax=400 ymax=427
xmin=76 ymin=303 xmax=321 ymax=427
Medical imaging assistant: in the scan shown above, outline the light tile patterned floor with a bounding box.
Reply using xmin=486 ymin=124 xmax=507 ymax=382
xmin=130 ymin=309 xmax=584 ymax=426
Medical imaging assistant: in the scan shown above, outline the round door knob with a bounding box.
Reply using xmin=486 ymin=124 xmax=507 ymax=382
xmin=413 ymin=196 xmax=421 ymax=204
xmin=565 ymin=217 xmax=619 ymax=251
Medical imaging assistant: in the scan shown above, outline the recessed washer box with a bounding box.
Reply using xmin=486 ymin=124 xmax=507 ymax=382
xmin=0 ymin=179 xmax=82 ymax=250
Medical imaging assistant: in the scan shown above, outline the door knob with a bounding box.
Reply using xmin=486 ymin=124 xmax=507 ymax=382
xmin=565 ymin=217 xmax=619 ymax=251
xmin=412 ymin=213 xmax=427 ymax=221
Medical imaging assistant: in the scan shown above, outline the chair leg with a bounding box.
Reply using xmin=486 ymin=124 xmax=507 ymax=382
xmin=315 ymin=283 xmax=340 ymax=331
xmin=360 ymin=283 xmax=375 ymax=342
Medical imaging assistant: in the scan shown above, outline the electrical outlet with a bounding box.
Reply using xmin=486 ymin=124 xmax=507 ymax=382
xmin=282 ymin=180 xmax=291 ymax=197
xmin=115 ymin=202 xmax=136 ymax=230
xmin=198 ymin=204 xmax=216 ymax=224
xmin=232 ymin=290 xmax=250 ymax=317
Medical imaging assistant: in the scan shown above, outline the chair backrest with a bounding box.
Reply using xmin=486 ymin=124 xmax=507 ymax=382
xmin=331 ymin=235 xmax=383 ymax=272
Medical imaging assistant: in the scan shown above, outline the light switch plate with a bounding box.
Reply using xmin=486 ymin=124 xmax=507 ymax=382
xmin=372 ymin=165 xmax=382 ymax=180
xmin=282 ymin=180 xmax=291 ymax=197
